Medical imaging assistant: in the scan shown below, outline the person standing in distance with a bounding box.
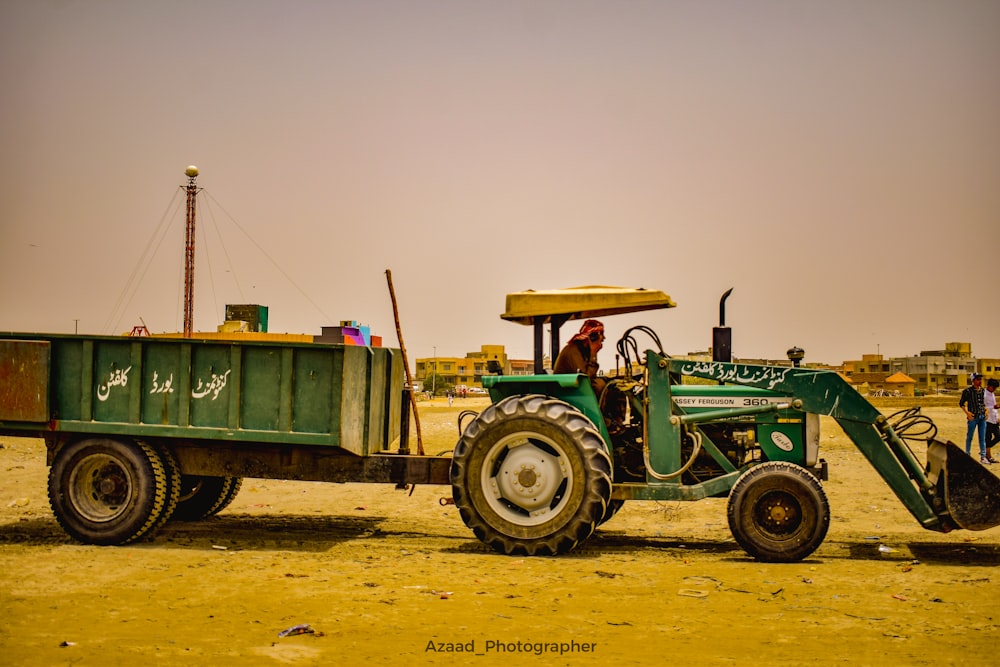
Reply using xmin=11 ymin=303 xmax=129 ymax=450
xmin=959 ymin=372 xmax=988 ymax=463
xmin=984 ymin=378 xmax=999 ymax=464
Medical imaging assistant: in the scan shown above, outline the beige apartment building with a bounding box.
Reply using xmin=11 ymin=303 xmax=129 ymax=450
xmin=845 ymin=342 xmax=988 ymax=394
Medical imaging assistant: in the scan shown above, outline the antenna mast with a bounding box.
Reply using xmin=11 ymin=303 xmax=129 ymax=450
xmin=182 ymin=165 xmax=200 ymax=337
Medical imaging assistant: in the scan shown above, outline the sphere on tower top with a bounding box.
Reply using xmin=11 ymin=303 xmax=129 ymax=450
xmin=185 ymin=165 xmax=199 ymax=178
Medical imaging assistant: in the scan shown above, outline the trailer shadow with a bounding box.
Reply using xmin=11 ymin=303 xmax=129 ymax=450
xmin=153 ymin=512 xmax=392 ymax=552
xmin=0 ymin=517 xmax=73 ymax=545
xmin=0 ymin=514 xmax=393 ymax=552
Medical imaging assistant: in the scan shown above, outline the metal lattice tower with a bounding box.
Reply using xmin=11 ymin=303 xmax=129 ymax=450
xmin=182 ymin=165 xmax=200 ymax=337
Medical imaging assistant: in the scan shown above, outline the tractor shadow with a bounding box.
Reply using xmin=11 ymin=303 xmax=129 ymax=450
xmin=446 ymin=531 xmax=1000 ymax=565
xmin=442 ymin=529 xmax=747 ymax=558
xmin=843 ymin=540 xmax=1000 ymax=565
xmin=5 ymin=515 xmax=997 ymax=563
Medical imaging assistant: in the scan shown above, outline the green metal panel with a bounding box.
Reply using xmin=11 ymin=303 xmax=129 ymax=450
xmin=93 ymin=339 xmax=133 ymax=424
xmin=189 ymin=344 xmax=233 ymax=428
xmin=364 ymin=348 xmax=388 ymax=455
xmin=48 ymin=339 xmax=86 ymax=422
xmin=646 ymin=355 xmax=684 ymax=476
xmin=328 ymin=345 xmax=346 ymax=441
xmin=141 ymin=341 xmax=181 ymax=425
xmin=277 ymin=348 xmax=294 ymax=431
xmin=241 ymin=346 xmax=282 ymax=431
xmin=379 ymin=348 xmax=403 ymax=452
xmin=340 ymin=346 xmax=370 ymax=453
xmin=292 ymin=347 xmax=335 ymax=435
xmin=226 ymin=346 xmax=242 ymax=429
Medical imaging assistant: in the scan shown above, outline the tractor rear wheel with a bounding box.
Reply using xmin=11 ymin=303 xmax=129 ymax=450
xmin=598 ymin=499 xmax=625 ymax=526
xmin=451 ymin=394 xmax=612 ymax=556
xmin=172 ymin=475 xmax=243 ymax=522
xmin=727 ymin=461 xmax=829 ymax=562
xmin=48 ymin=438 xmax=177 ymax=545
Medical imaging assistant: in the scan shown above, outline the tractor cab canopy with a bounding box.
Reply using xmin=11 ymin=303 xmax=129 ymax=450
xmin=502 ymin=286 xmax=676 ymax=374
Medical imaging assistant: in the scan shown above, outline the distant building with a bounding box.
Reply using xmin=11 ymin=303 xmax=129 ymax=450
xmin=416 ymin=345 xmax=510 ymax=389
xmin=976 ymin=357 xmax=1000 ymax=379
xmin=884 ymin=372 xmax=917 ymax=397
xmin=846 ymin=342 xmax=978 ymax=394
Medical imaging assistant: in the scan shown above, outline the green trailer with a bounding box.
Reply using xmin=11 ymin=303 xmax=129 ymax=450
xmin=0 ymin=334 xmax=450 ymax=545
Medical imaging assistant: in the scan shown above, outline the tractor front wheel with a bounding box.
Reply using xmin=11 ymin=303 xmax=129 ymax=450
xmin=727 ymin=461 xmax=829 ymax=562
xmin=451 ymin=395 xmax=612 ymax=556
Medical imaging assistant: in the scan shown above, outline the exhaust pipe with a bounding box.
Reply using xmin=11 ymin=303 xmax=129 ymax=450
xmin=713 ymin=288 xmax=733 ymax=363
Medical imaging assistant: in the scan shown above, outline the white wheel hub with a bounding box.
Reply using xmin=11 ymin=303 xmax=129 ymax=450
xmin=483 ymin=434 xmax=571 ymax=525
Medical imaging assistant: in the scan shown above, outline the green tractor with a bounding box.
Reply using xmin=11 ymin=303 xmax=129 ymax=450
xmin=450 ymin=286 xmax=1000 ymax=562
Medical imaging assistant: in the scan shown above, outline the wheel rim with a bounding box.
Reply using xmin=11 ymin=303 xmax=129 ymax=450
xmin=67 ymin=453 xmax=135 ymax=523
xmin=178 ymin=477 xmax=206 ymax=504
xmin=480 ymin=431 xmax=572 ymax=526
xmin=751 ymin=489 xmax=803 ymax=539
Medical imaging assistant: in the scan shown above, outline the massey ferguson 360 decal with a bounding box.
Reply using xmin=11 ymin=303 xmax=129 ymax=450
xmin=673 ymin=395 xmax=790 ymax=408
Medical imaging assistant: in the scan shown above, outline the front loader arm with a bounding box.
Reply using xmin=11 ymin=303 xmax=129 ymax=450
xmin=663 ymin=356 xmax=945 ymax=530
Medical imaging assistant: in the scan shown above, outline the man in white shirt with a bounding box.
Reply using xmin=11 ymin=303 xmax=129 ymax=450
xmin=986 ymin=378 xmax=999 ymax=464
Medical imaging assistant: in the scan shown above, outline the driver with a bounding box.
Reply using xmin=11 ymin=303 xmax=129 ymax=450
xmin=554 ymin=319 xmax=607 ymax=395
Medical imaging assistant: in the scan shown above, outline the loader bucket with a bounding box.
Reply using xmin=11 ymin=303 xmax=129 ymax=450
xmin=926 ymin=439 xmax=1000 ymax=531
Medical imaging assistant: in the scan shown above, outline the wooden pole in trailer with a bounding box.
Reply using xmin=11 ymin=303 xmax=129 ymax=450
xmin=385 ymin=269 xmax=424 ymax=455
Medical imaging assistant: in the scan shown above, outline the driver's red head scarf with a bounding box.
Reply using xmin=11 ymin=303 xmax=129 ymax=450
xmin=570 ymin=319 xmax=604 ymax=343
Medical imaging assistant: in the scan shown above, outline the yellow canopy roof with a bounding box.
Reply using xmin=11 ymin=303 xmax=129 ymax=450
xmin=502 ymin=286 xmax=676 ymax=325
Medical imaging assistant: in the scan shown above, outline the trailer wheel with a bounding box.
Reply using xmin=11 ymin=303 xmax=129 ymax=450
xmin=48 ymin=438 xmax=175 ymax=545
xmin=172 ymin=476 xmax=243 ymax=521
xmin=211 ymin=477 xmax=242 ymax=515
xmin=149 ymin=443 xmax=182 ymax=528
xmin=727 ymin=461 xmax=829 ymax=563
xmin=451 ymin=394 xmax=612 ymax=556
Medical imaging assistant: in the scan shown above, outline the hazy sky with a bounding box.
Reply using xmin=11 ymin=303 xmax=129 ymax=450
xmin=2 ymin=0 xmax=998 ymax=368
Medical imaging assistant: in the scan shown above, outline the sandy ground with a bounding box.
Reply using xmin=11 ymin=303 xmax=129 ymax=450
xmin=1 ymin=399 xmax=998 ymax=666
